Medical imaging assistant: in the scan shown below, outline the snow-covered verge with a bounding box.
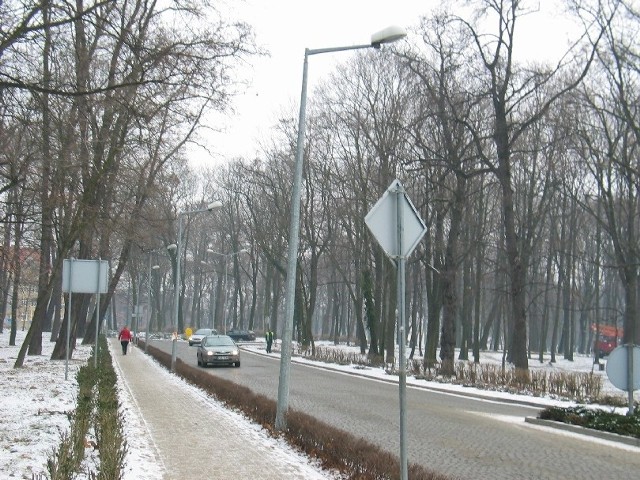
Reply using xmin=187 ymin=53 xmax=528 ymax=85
xmin=0 ymin=330 xmax=92 ymax=479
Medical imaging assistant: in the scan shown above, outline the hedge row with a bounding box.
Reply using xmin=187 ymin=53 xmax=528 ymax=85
xmin=48 ymin=337 xmax=127 ymax=479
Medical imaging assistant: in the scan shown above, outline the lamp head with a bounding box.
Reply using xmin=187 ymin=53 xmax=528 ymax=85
xmin=371 ymin=25 xmax=407 ymax=49
xmin=207 ymin=200 xmax=223 ymax=211
xmin=166 ymin=244 xmax=177 ymax=252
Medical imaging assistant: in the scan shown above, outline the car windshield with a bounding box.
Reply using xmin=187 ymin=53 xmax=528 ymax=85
xmin=194 ymin=329 xmax=211 ymax=335
xmin=203 ymin=336 xmax=235 ymax=347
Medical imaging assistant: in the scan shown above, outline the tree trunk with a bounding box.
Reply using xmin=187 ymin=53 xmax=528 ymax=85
xmin=496 ymin=132 xmax=529 ymax=369
xmin=440 ymin=176 xmax=466 ymax=371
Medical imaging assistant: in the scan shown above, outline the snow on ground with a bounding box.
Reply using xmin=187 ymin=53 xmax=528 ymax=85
xmin=0 ymin=330 xmax=92 ymax=479
xmin=1 ymin=330 xmax=638 ymax=479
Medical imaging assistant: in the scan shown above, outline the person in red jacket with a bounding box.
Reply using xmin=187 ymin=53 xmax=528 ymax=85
xmin=118 ymin=325 xmax=133 ymax=355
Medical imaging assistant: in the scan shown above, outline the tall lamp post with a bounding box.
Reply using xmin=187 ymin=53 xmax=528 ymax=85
xmin=200 ymin=261 xmax=217 ymax=330
xmin=145 ymin=254 xmax=160 ymax=354
xmin=167 ymin=200 xmax=222 ymax=372
xmin=275 ymin=19 xmax=406 ymax=443
xmin=133 ymin=271 xmax=142 ymax=343
xmin=207 ymin=248 xmax=248 ymax=334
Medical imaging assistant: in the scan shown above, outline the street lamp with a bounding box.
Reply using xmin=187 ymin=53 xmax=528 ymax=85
xmin=200 ymin=260 xmax=217 ymax=330
xmin=275 ymin=24 xmax=407 ymax=437
xmin=207 ymin=248 xmax=248 ymax=334
xmin=167 ymin=200 xmax=223 ymax=371
xmin=145 ymin=255 xmax=160 ymax=354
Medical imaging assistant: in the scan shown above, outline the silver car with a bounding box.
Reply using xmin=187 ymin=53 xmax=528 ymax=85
xmin=188 ymin=328 xmax=216 ymax=346
xmin=196 ymin=335 xmax=240 ymax=367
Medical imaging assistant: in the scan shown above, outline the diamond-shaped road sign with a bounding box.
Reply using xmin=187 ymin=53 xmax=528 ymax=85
xmin=365 ymin=179 xmax=427 ymax=259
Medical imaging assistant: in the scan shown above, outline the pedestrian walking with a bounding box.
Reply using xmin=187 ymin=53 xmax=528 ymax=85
xmin=265 ymin=329 xmax=274 ymax=353
xmin=118 ymin=325 xmax=133 ymax=355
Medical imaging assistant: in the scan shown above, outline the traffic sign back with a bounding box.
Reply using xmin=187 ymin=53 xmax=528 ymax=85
xmin=365 ymin=179 xmax=427 ymax=259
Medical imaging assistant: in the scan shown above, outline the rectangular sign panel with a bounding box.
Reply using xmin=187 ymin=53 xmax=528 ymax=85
xmin=62 ymin=259 xmax=109 ymax=294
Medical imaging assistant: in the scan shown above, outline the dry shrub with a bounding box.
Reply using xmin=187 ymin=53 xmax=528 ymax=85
xmin=303 ymin=346 xmax=384 ymax=368
xmin=544 ymin=371 xmax=602 ymax=402
xmin=409 ymin=359 xmax=424 ymax=377
xmin=305 ymin=346 xmax=604 ymax=402
xmin=477 ymin=364 xmax=499 ymax=385
xmin=448 ymin=360 xmax=603 ymax=402
xmin=511 ymin=368 xmax=531 ymax=391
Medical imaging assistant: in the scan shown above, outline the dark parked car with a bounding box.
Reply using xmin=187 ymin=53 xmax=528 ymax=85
xmin=227 ymin=329 xmax=256 ymax=342
xmin=196 ymin=335 xmax=240 ymax=367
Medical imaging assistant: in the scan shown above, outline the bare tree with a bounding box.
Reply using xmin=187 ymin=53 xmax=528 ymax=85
xmin=403 ymin=12 xmax=488 ymax=373
xmin=573 ymin=19 xmax=640 ymax=347
xmin=448 ymin=0 xmax=607 ymax=369
xmin=11 ymin=0 xmax=257 ymax=367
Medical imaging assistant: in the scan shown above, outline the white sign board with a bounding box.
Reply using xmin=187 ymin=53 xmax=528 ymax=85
xmin=62 ymin=259 xmax=109 ymax=294
xmin=365 ymin=179 xmax=427 ymax=258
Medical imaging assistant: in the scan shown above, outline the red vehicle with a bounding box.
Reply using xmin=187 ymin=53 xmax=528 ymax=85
xmin=591 ymin=324 xmax=623 ymax=357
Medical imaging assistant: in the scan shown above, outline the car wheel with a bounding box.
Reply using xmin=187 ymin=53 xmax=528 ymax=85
xmin=197 ymin=355 xmax=202 ymax=367
xmin=235 ymin=361 xmax=241 ymax=367
xmin=189 ymin=342 xmax=193 ymax=346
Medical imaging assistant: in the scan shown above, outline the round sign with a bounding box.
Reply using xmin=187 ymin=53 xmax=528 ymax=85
xmin=185 ymin=327 xmax=193 ymax=339
xmin=605 ymin=345 xmax=640 ymax=391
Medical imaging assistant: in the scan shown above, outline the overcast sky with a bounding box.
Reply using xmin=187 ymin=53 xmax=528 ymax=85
xmin=190 ymin=0 xmax=578 ymax=166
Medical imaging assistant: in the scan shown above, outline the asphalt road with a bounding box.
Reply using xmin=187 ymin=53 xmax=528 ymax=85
xmin=155 ymin=340 xmax=640 ymax=480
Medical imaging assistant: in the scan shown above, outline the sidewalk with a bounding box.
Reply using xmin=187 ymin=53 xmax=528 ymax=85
xmin=109 ymin=338 xmax=331 ymax=480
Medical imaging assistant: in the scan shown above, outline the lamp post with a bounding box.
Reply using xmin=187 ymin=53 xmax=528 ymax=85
xmin=274 ymin=21 xmax=406 ymax=440
xmin=145 ymin=254 xmax=160 ymax=354
xmin=133 ymin=271 xmax=142 ymax=343
xmin=167 ymin=200 xmax=222 ymax=372
xmin=200 ymin=261 xmax=217 ymax=331
xmin=207 ymin=248 xmax=248 ymax=334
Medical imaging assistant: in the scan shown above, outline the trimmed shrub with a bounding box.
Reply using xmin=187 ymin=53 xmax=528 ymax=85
xmin=539 ymin=405 xmax=640 ymax=438
xmin=94 ymin=337 xmax=127 ymax=479
xmin=48 ymin=352 xmax=96 ymax=480
xmin=48 ymin=337 xmax=127 ymax=479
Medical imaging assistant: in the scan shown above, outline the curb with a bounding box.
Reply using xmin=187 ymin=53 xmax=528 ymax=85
xmin=525 ymin=417 xmax=640 ymax=447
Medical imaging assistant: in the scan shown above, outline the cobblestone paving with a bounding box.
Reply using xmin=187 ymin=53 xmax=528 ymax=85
xmin=111 ymin=339 xmax=332 ymax=480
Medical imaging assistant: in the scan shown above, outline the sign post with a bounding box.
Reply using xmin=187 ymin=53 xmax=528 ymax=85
xmin=365 ymin=179 xmax=427 ymax=480
xmin=62 ymin=259 xmax=109 ymax=373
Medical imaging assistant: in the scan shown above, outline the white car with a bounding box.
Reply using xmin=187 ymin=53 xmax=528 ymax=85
xmin=188 ymin=328 xmax=217 ymax=346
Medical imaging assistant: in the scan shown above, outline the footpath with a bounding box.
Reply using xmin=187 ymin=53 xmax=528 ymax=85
xmin=108 ymin=338 xmax=331 ymax=480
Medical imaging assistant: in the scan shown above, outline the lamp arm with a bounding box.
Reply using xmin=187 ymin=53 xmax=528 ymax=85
xmin=306 ymin=43 xmax=372 ymax=56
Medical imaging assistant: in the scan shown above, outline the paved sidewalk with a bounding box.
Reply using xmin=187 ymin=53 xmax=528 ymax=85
xmin=109 ymin=338 xmax=331 ymax=480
